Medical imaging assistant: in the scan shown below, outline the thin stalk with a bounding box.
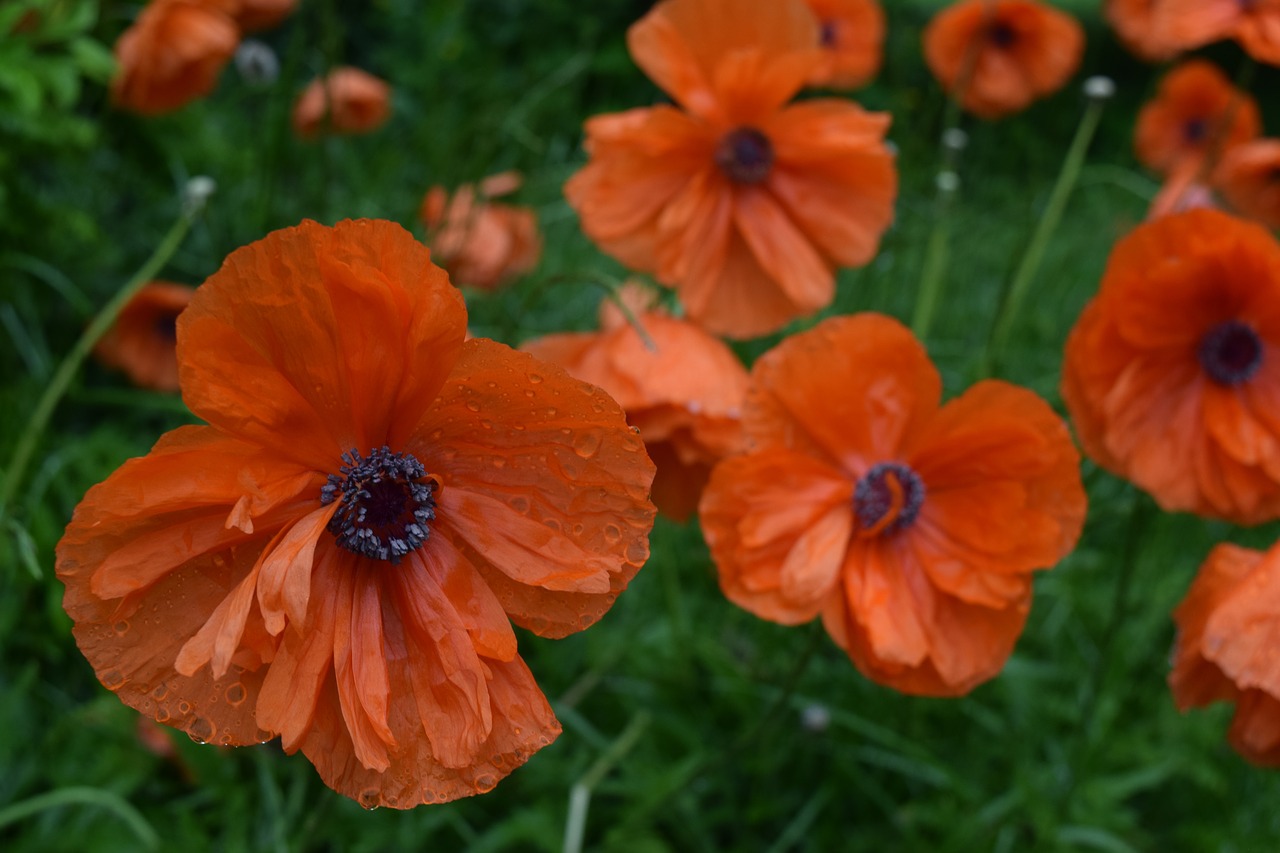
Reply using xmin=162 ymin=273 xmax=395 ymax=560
xmin=912 ymin=170 xmax=960 ymax=340
xmin=985 ymin=88 xmax=1107 ymax=373
xmin=0 ymin=786 xmax=159 ymax=849
xmin=563 ymin=711 xmax=652 ymax=853
xmin=0 ymin=203 xmax=200 ymax=519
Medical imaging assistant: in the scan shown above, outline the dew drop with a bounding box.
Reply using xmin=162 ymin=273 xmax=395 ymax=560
xmin=572 ymin=432 xmax=602 ymax=458
xmin=544 ymin=518 xmax=562 ymax=532
xmin=509 ymin=496 xmax=530 ymax=514
xmin=473 ymin=774 xmax=498 ymax=793
xmin=465 ymin=401 xmax=482 ymax=412
xmin=626 ymin=539 xmax=649 ymax=564
xmin=545 ymin=407 xmax=558 ymax=417
xmin=101 ymin=670 xmax=125 ymax=690
xmin=113 ymin=620 xmax=130 ymax=635
xmin=491 ymin=456 xmax=507 ymax=469
xmin=152 ymin=683 xmax=169 ymax=700
xmin=178 ymin=701 xmax=192 ymax=715
xmin=155 ymin=708 xmax=171 ymax=723
xmin=479 ymin=419 xmax=494 ymax=430
xmin=189 ymin=717 xmax=215 ymax=744
xmin=487 ymin=381 xmax=498 ymax=389
xmin=359 ymin=789 xmax=381 ymax=810
xmin=528 ymin=372 xmax=544 ymax=384
xmin=225 ymin=682 xmax=247 ymax=706
xmin=603 ymin=524 xmax=622 ymax=543
xmin=523 ymin=389 xmax=535 ymax=398
xmin=430 ymin=428 xmax=444 ymax=440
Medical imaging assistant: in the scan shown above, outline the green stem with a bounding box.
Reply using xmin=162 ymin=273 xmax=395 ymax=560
xmin=912 ymin=171 xmax=958 ymax=340
xmin=984 ymin=92 xmax=1106 ymax=375
xmin=0 ymin=207 xmax=198 ymax=519
xmin=563 ymin=711 xmax=652 ymax=853
xmin=0 ymin=786 xmax=159 ymax=849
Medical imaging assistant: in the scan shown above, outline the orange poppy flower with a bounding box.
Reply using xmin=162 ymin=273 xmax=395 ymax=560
xmin=1215 ymin=139 xmax=1280 ymax=230
xmin=1062 ymin=209 xmax=1280 ymax=525
xmin=292 ymin=67 xmax=391 ymax=138
xmin=700 ymin=313 xmax=1086 ymax=696
xmin=419 ymin=174 xmax=542 ymax=292
xmin=1133 ymin=60 xmax=1261 ymax=176
xmin=111 ymin=0 xmax=239 ymax=115
xmin=93 ymin=281 xmax=195 ymax=393
xmin=1147 ymin=160 xmax=1221 ymax=220
xmin=1105 ymin=0 xmax=1180 ymax=62
xmin=803 ymin=0 xmax=885 ymax=89
xmin=1170 ymin=541 xmax=1280 ymax=766
xmin=1159 ymin=0 xmax=1280 ymax=66
xmin=564 ymin=0 xmax=897 ymax=340
xmin=523 ymin=286 xmax=749 ymax=521
xmin=922 ymin=0 xmax=1085 ymax=120
xmin=56 ymin=219 xmax=656 ymax=808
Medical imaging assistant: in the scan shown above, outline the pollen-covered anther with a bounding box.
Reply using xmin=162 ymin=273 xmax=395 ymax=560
xmin=321 ymin=446 xmax=439 ymax=563
xmin=854 ymin=462 xmax=926 ymax=537
xmin=1199 ymin=319 xmax=1263 ymax=386
xmin=715 ymin=127 xmax=774 ymax=185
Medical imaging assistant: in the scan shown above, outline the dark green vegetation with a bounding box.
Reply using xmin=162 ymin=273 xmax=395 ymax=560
xmin=5 ymin=0 xmax=1280 ymax=850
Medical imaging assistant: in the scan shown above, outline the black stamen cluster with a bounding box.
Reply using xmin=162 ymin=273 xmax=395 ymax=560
xmin=854 ymin=461 xmax=926 ymax=535
xmin=321 ymin=446 xmax=437 ymax=564
xmin=1199 ymin=319 xmax=1263 ymax=386
xmin=715 ymin=127 xmax=774 ymax=185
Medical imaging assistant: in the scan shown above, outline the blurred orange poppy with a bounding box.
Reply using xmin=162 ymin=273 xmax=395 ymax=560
xmin=56 ymin=220 xmax=656 ymax=808
xmin=803 ymin=0 xmax=885 ymax=89
xmin=111 ymin=0 xmax=239 ymax=115
xmin=93 ymin=281 xmax=194 ymax=393
xmin=1105 ymin=0 xmax=1180 ymax=62
xmin=1062 ymin=209 xmax=1280 ymax=525
xmin=419 ymin=174 xmax=542 ymax=292
xmin=1133 ymin=60 xmax=1260 ymax=176
xmin=292 ymin=67 xmax=391 ymax=138
xmin=523 ymin=285 xmax=749 ymax=521
xmin=923 ymin=0 xmax=1085 ymax=120
xmin=1215 ymin=139 xmax=1280 ymax=229
xmin=700 ymin=314 xmax=1085 ymax=696
xmin=1171 ymin=541 xmax=1280 ymax=766
xmin=565 ymin=0 xmax=897 ymax=339
xmin=1159 ymin=0 xmax=1280 ymax=65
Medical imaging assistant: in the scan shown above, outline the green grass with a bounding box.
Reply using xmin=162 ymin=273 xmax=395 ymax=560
xmin=5 ymin=0 xmax=1280 ymax=850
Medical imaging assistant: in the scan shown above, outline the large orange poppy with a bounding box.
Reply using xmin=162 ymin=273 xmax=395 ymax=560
xmin=419 ymin=174 xmax=542 ymax=292
xmin=564 ymin=0 xmax=897 ymax=340
xmin=922 ymin=0 xmax=1085 ymax=120
xmin=1171 ymin=541 xmax=1280 ymax=766
xmin=1105 ymin=0 xmax=1181 ymax=62
xmin=700 ymin=313 xmax=1086 ymax=696
xmin=522 ymin=287 xmax=749 ymax=521
xmin=1133 ymin=59 xmax=1261 ymax=176
xmin=292 ymin=67 xmax=391 ymax=138
xmin=93 ymin=281 xmax=194 ymax=393
xmin=802 ymin=0 xmax=885 ymax=89
xmin=56 ymin=220 xmax=656 ymax=808
xmin=1159 ymin=0 xmax=1280 ymax=66
xmin=1062 ymin=209 xmax=1280 ymax=525
xmin=111 ymin=0 xmax=239 ymax=115
xmin=1215 ymin=139 xmax=1280 ymax=230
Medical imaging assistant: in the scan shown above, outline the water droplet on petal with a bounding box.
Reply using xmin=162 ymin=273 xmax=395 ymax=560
xmin=113 ymin=620 xmax=130 ymax=635
xmin=359 ymin=789 xmax=381 ymax=809
xmin=473 ymin=774 xmax=497 ymax=793
xmin=603 ymin=524 xmax=622 ymax=543
xmin=572 ymin=432 xmax=602 ymax=458
xmin=101 ymin=670 xmax=125 ymax=690
xmin=528 ymin=372 xmax=544 ymax=384
xmin=189 ymin=717 xmax=215 ymax=744
xmin=465 ymin=401 xmax=481 ymax=412
xmin=225 ymin=682 xmax=247 ymax=706
xmin=509 ymin=496 xmax=530 ymax=514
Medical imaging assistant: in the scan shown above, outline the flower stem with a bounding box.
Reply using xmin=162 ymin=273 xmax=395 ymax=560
xmin=984 ymin=88 xmax=1107 ymax=374
xmin=0 ymin=203 xmax=200 ymax=519
xmin=0 ymin=786 xmax=159 ymax=849
xmin=912 ymin=167 xmax=961 ymax=341
xmin=563 ymin=710 xmax=652 ymax=853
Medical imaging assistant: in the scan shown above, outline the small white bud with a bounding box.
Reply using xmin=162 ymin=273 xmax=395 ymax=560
xmin=800 ymin=703 xmax=831 ymax=734
xmin=941 ymin=128 xmax=969 ymax=153
xmin=936 ymin=170 xmax=960 ymax=194
xmin=235 ymin=40 xmax=280 ymax=87
xmin=183 ymin=176 xmax=217 ymax=216
xmin=1084 ymin=75 xmax=1116 ymax=102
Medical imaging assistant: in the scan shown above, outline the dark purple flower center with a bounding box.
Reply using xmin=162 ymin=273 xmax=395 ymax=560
xmin=819 ymin=20 xmax=838 ymax=47
xmin=715 ymin=127 xmax=774 ymax=185
xmin=153 ymin=313 xmax=179 ymax=343
xmin=987 ymin=21 xmax=1017 ymax=48
xmin=1198 ymin=320 xmax=1263 ymax=386
xmin=1183 ymin=118 xmax=1208 ymax=144
xmin=853 ymin=462 xmax=926 ymax=536
xmin=321 ymin=446 xmax=438 ymax=563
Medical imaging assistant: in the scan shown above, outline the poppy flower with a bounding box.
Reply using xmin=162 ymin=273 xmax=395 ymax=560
xmin=1215 ymin=139 xmax=1280 ymax=230
xmin=1105 ymin=0 xmax=1180 ymax=62
xmin=700 ymin=313 xmax=1086 ymax=696
xmin=1062 ymin=209 xmax=1280 ymax=525
xmin=523 ymin=285 xmax=749 ymax=521
xmin=1133 ymin=60 xmax=1261 ymax=176
xmin=922 ymin=0 xmax=1085 ymax=120
xmin=111 ymin=0 xmax=239 ymax=115
xmin=564 ymin=0 xmax=897 ymax=340
xmin=1158 ymin=0 xmax=1280 ymax=66
xmin=93 ymin=281 xmax=195 ymax=393
xmin=55 ymin=219 xmax=657 ymax=808
xmin=419 ymin=174 xmax=542 ymax=292
xmin=803 ymin=0 xmax=885 ymax=89
xmin=292 ymin=67 xmax=391 ymax=138
xmin=1170 ymin=541 xmax=1280 ymax=765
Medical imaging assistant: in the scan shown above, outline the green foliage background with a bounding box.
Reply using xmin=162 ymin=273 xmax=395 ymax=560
xmin=4 ymin=0 xmax=1280 ymax=850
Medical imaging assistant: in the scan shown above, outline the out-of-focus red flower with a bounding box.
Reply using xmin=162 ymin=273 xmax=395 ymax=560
xmin=111 ymin=0 xmax=240 ymax=115
xmin=1171 ymin=541 xmax=1280 ymax=766
xmin=923 ymin=0 xmax=1085 ymax=120
xmin=292 ymin=67 xmax=391 ymax=138
xmin=803 ymin=0 xmax=885 ymax=89
xmin=1159 ymin=0 xmax=1280 ymax=66
xmin=701 ymin=313 xmax=1086 ymax=696
xmin=523 ymin=285 xmax=749 ymax=521
xmin=1062 ymin=209 xmax=1280 ymax=525
xmin=93 ymin=282 xmax=195 ymax=393
xmin=1105 ymin=0 xmax=1180 ymax=63
xmin=1133 ymin=60 xmax=1260 ymax=176
xmin=419 ymin=174 xmax=542 ymax=292
xmin=1215 ymin=139 xmax=1280 ymax=230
